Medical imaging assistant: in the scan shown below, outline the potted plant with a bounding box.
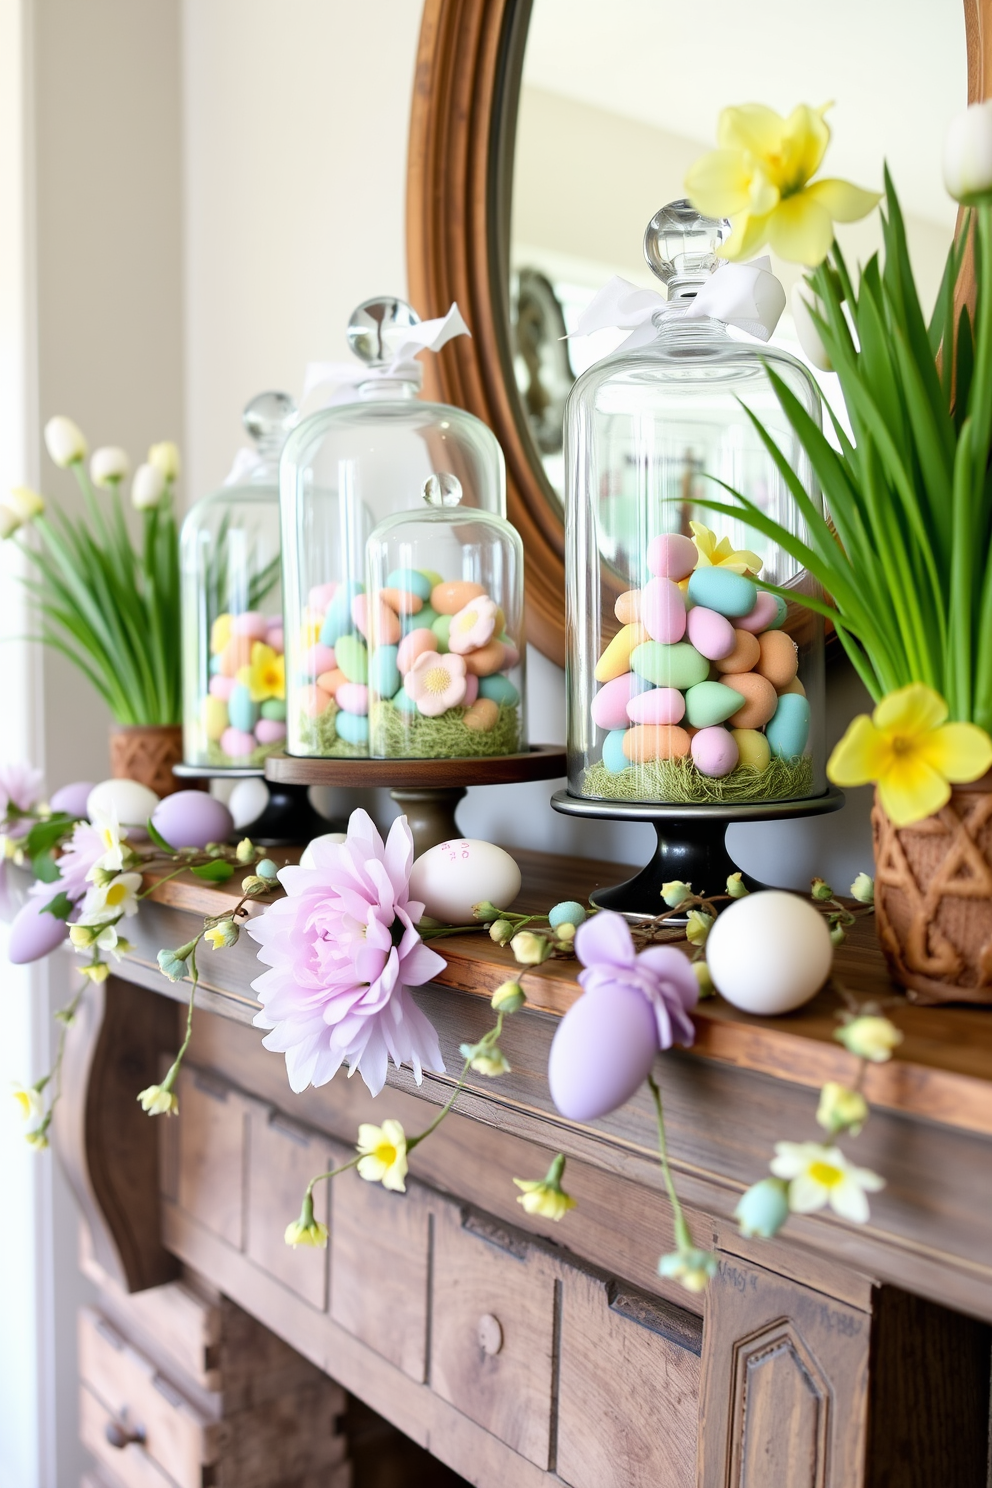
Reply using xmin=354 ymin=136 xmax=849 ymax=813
xmin=684 ymin=99 xmax=992 ymax=1002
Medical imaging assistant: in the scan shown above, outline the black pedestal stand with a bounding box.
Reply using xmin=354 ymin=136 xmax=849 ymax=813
xmin=551 ymin=787 xmax=844 ymax=919
xmin=172 ymin=764 xmax=337 ymax=847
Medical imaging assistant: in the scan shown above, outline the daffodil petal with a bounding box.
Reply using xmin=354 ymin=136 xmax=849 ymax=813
xmin=873 ymin=683 xmax=947 ymax=735
xmin=717 ymin=103 xmax=787 ymax=158
xmin=780 ymin=103 xmax=832 ymax=187
xmin=828 ymin=1176 xmax=870 ymax=1224
xmin=745 ymin=165 xmax=780 ymax=218
xmin=766 ymin=195 xmax=834 ymax=266
xmin=827 ymin=715 xmax=892 ymax=786
xmin=877 ymin=756 xmax=951 ymax=827
xmin=787 ymin=1173 xmax=829 ymax=1213
xmin=719 ymin=210 xmax=774 ymax=262
xmin=685 ymin=148 xmax=753 ymax=218
xmin=805 ymin=176 xmax=882 ymax=223
xmin=918 ymin=722 xmax=992 ymax=784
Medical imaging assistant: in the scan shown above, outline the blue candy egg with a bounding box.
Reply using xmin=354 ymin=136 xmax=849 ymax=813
xmin=765 ymin=693 xmax=811 ymax=758
xmin=687 ymin=567 xmax=757 ymax=618
xmin=549 ymin=900 xmax=586 ymax=929
xmin=767 ymin=594 xmax=789 ymax=629
xmin=478 ymin=674 xmax=520 ymax=706
xmin=335 ymin=710 xmax=369 ymax=746
xmin=602 ymin=729 xmax=630 ymax=773
xmin=386 ymin=567 xmax=432 ymax=601
xmin=393 ymin=686 xmax=418 ymax=713
xmin=369 ymin=644 xmax=400 ymax=700
xmin=228 ymin=682 xmax=259 ymax=734
xmin=320 ymin=581 xmax=365 ymax=648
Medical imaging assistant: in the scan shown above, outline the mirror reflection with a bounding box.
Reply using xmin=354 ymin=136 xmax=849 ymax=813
xmin=508 ymin=0 xmax=967 ymax=501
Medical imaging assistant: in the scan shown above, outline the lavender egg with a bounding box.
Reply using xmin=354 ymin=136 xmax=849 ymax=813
xmin=548 ymin=984 xmax=659 ymax=1122
xmin=151 ymin=791 xmax=234 ymax=850
xmin=49 ymin=781 xmax=95 ymax=818
xmin=8 ymin=894 xmax=70 ymax=964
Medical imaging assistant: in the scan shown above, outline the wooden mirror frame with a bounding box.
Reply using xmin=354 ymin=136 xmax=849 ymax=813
xmin=408 ymin=0 xmax=990 ymax=670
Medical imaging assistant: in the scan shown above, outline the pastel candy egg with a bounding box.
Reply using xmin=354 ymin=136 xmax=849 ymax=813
xmin=431 ymin=580 xmax=487 ymax=616
xmin=622 ymin=724 xmax=691 ymax=762
xmin=646 ymin=532 xmax=697 ymax=581
xmin=335 ymin=634 xmax=369 ymax=684
xmin=49 ymin=781 xmax=95 ymax=818
xmin=201 ymin=694 xmax=229 ymax=742
xmin=732 ymin=728 xmax=771 ymax=772
xmin=463 ymin=698 xmax=500 ymax=732
xmin=403 ymin=604 xmax=439 ymax=635
xmin=219 ymin=634 xmax=253 ymax=677
xmin=714 ymin=628 xmax=761 ymax=675
xmin=300 ymin=683 xmax=332 ymax=718
xmin=630 ymin=640 xmax=708 ymax=690
xmin=8 ymin=896 xmax=70 ymax=964
xmin=353 ymin=592 xmax=401 ymax=646
xmin=336 ymin=682 xmax=369 ymax=716
xmin=261 ymin=698 xmax=287 ymax=721
xmin=479 ymin=673 xmax=519 ymax=707
xmin=602 ymin=729 xmax=630 ymax=773
xmin=209 ymin=655 xmax=222 ymax=674
xmin=736 ymin=590 xmax=782 ymax=633
xmin=152 ymin=791 xmax=234 ymax=850
xmin=393 ymin=685 xmax=418 ymax=713
xmin=418 ymin=569 xmax=444 ymax=590
xmin=387 ymin=567 xmax=432 ymax=601
xmin=686 ymin=606 xmax=735 ymax=660
xmin=687 ymin=567 xmax=757 ymax=618
xmin=210 ymin=613 xmax=233 ymax=654
xmin=308 ymin=582 xmax=338 ymax=613
xmin=334 ymin=710 xmax=369 ymax=747
xmin=464 ymin=673 xmax=480 ymax=706
xmin=691 ymin=726 xmax=739 ymax=778
xmin=626 ymin=687 xmax=683 ymax=726
xmin=219 ymin=727 xmax=257 ymax=760
xmin=728 ymin=672 xmax=778 ymax=729
xmin=766 ymin=694 xmax=811 ymax=758
xmin=320 ymin=582 xmax=364 ymax=648
xmin=683 ymin=681 xmax=745 ymax=729
xmin=615 ymin=589 xmax=641 ymax=624
xmin=302 ymin=643 xmax=336 ymax=678
xmin=228 ymin=683 xmax=259 ymax=734
xmin=209 ymin=674 xmax=235 ymax=701
xmin=232 ymin=611 xmax=267 ymax=640
xmin=255 ymin=719 xmax=287 ymax=746
xmin=641 ymin=577 xmax=686 ymax=644
xmin=549 ymin=983 xmax=659 ymax=1122
xmin=590 ymin=672 xmax=644 ymax=731
xmin=379 ymin=587 xmax=422 ymax=615
xmin=265 ymin=625 xmax=284 ymax=654
xmin=499 ymin=639 xmax=521 ymax=669
xmin=397 ymin=628 xmax=438 ymax=673
xmin=595 ymin=623 xmax=647 ymax=683
xmin=756 ymin=630 xmax=799 ymax=689
xmin=432 ymin=615 xmax=451 ymax=653
xmin=316 ymin=668 xmax=347 ymax=697
xmin=464 ymin=640 xmax=506 ymax=677
xmin=778 ymin=676 xmax=806 ymax=697
xmin=369 ymin=644 xmax=400 ymax=699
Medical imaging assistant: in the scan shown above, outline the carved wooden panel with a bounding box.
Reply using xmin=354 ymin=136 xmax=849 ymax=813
xmin=730 ymin=1320 xmax=829 ymax=1487
xmin=175 ymin=1067 xmax=247 ymax=1249
xmin=245 ymin=1104 xmax=337 ymax=1311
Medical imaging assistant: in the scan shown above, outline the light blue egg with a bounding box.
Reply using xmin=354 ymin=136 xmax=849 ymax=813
xmin=765 ymin=693 xmax=810 ymax=758
xmin=369 ymin=644 xmax=400 ymax=699
xmin=432 ymin=614 xmax=451 ymax=653
xmin=386 ymin=567 xmax=432 ymax=601
xmin=602 ymin=729 xmax=630 ymax=774
xmin=767 ymin=594 xmax=789 ymax=630
xmin=549 ymin=900 xmax=586 ymax=929
xmin=393 ymin=686 xmax=418 ymax=713
xmin=320 ymin=580 xmax=365 ymax=648
xmin=479 ymin=674 xmax=520 ymax=706
xmin=228 ymin=682 xmax=259 ymax=734
xmin=209 ymin=654 xmax=222 ymax=674
xmin=334 ymin=710 xmax=369 ymax=746
xmin=687 ymin=567 xmax=757 ymax=618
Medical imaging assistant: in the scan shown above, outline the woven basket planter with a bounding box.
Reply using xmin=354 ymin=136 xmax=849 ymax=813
xmin=872 ymin=772 xmax=992 ymax=1005
xmin=109 ymin=724 xmax=183 ymax=798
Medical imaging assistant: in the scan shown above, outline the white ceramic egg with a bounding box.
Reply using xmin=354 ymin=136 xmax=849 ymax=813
xmin=408 ymin=839 xmax=522 ymax=925
xmin=86 ymin=778 xmax=160 ymax=830
xmin=705 ymin=890 xmax=833 ymax=1015
xmin=228 ymin=776 xmax=270 ymax=829
xmin=299 ymin=832 xmax=348 ymax=868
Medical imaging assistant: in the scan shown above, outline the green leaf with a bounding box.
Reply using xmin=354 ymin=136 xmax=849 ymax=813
xmin=145 ymin=817 xmax=177 ymax=854
xmin=40 ymin=891 xmax=73 ymax=920
xmin=191 ymin=860 xmax=234 ymax=882
xmin=32 ymin=850 xmax=61 ymax=883
xmin=22 ymin=813 xmax=78 ymax=859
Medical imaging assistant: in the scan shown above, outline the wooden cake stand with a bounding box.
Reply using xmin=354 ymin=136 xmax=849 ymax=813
xmin=265 ymin=745 xmax=566 ymax=856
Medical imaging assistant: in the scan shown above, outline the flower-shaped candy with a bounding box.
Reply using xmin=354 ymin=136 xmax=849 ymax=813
xmin=404 ymin=650 xmax=467 ymax=716
xmin=689 ymin=521 xmax=761 ymax=577
xmin=248 ymin=642 xmax=285 ymax=703
xmin=448 ymin=595 xmax=498 ymax=655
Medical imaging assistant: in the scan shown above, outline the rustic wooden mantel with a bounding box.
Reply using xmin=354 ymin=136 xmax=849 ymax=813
xmin=56 ymin=847 xmax=992 ymax=1488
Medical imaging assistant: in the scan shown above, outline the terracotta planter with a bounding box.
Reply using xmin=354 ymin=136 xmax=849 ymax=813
xmin=872 ymin=772 xmax=992 ymax=1005
xmin=109 ymin=724 xmax=183 ymax=798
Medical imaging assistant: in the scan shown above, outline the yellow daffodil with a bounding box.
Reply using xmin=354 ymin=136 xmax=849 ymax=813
xmin=770 ymin=1141 xmax=883 ymax=1223
xmin=689 ymin=522 xmax=762 ymax=577
xmin=284 ymin=1190 xmax=328 ymax=1248
xmin=248 ymin=642 xmax=285 ymax=703
xmin=356 ymin=1119 xmax=408 ymax=1192
xmin=137 ymin=1082 xmax=178 ymax=1116
xmin=12 ymin=1083 xmax=44 ymax=1124
xmin=513 ymin=1153 xmax=576 ymax=1222
xmin=204 ymin=918 xmax=239 ymax=950
xmin=83 ymin=871 xmax=142 ymax=921
xmin=828 ymin=684 xmax=992 ymax=827
xmin=80 ymin=962 xmax=109 ymax=983
xmin=685 ymin=103 xmax=880 ymax=266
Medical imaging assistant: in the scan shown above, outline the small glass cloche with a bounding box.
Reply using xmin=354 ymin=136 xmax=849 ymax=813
xmin=564 ymin=202 xmax=826 ymax=806
xmin=280 ymin=297 xmax=506 ymax=757
xmin=365 ymin=473 xmax=525 ymax=758
xmin=180 ymin=391 xmax=296 ymax=769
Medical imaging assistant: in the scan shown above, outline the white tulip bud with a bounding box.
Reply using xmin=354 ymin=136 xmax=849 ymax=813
xmin=7 ymin=487 xmax=45 ymax=522
xmin=943 ymin=99 xmax=992 ymax=205
xmin=792 ymin=282 xmax=833 ymax=372
xmin=90 ymin=446 xmax=130 ymax=488
xmin=131 ymin=462 xmax=165 ymax=510
xmin=44 ymin=415 xmax=87 ymax=468
xmin=148 ymin=440 xmax=181 ymax=482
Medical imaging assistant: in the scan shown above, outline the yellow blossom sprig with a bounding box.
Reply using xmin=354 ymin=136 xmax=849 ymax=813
xmin=649 ymin=1075 xmax=718 ymax=1293
xmin=513 ymin=1153 xmax=576 ymax=1221
xmin=13 ymin=989 xmax=83 ymax=1150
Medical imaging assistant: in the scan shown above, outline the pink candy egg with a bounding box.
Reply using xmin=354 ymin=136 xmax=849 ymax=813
xmin=231 ymin=611 xmax=268 ymax=640
xmin=646 ymin=532 xmax=697 ymax=582
xmin=626 ymin=686 xmax=684 ymax=725
xmin=397 ymin=627 xmax=438 ymax=673
xmin=266 ymin=625 xmax=284 ymax=654
xmin=691 ymin=726 xmax=740 ymax=778
xmin=337 ymin=682 xmax=369 ymax=716
xmin=302 ymin=643 xmax=336 ymax=677
xmin=591 ymin=672 xmax=645 ymax=731
xmin=548 ymin=985 xmax=660 ymax=1121
xmin=641 ymin=577 xmax=686 ymax=644
xmin=219 ymin=727 xmax=257 ymax=759
xmin=209 ymin=675 xmax=235 ymax=701
xmin=255 ymin=718 xmax=287 ymax=745
xmin=308 ymin=582 xmax=337 ymax=613
xmin=464 ymin=673 xmax=479 ymax=706
xmin=736 ymin=590 xmax=780 ymax=633
xmin=686 ymin=605 xmax=736 ymax=660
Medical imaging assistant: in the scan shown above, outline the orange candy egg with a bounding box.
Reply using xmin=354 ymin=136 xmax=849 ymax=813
xmin=728 ymin=672 xmax=778 ymax=729
xmin=622 ymin=724 xmax=691 ymax=763
xmin=464 ymin=639 xmax=507 ymax=676
xmin=714 ymin=629 xmax=761 ymax=675
xmin=431 ymin=580 xmax=488 ymax=616
xmin=379 ymin=587 xmax=422 ymax=615
xmin=615 ymin=589 xmax=641 ymax=624
xmin=316 ymin=668 xmax=347 ymax=697
xmin=756 ymin=630 xmax=799 ymax=689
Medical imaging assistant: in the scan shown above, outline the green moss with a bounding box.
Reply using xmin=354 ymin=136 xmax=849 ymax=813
xmin=370 ymin=699 xmax=522 ymax=759
xmin=204 ymin=738 xmax=283 ymax=770
xmin=295 ymin=701 xmax=368 ymax=757
xmin=582 ymin=752 xmax=814 ymax=804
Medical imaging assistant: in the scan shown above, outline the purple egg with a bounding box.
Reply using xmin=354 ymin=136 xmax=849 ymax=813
xmin=641 ymin=577 xmax=686 ymax=644
xmin=49 ymin=781 xmax=94 ymax=818
xmin=548 ymin=984 xmax=659 ymax=1122
xmin=152 ymin=790 xmax=234 ymax=850
xmin=8 ymin=894 xmax=70 ymax=964
xmin=591 ymin=672 xmax=646 ymax=731
xmin=691 ymin=726 xmax=740 ymax=778
xmin=687 ymin=605 xmax=736 ymax=660
xmin=736 ymin=590 xmax=780 ymax=634
xmin=646 ymin=532 xmax=696 ymax=582
xmin=626 ymin=686 xmax=684 ymax=726
xmin=302 ymin=643 xmax=336 ymax=678
xmin=254 ymin=718 xmax=287 ymax=745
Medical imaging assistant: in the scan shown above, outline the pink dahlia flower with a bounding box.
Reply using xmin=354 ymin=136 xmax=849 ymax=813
xmin=247 ymin=809 xmax=446 ymax=1096
xmin=29 ymin=818 xmax=105 ymax=904
xmin=0 ymin=761 xmax=44 ymax=821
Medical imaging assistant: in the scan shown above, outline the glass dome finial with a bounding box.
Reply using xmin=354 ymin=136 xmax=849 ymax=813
xmin=643 ymin=200 xmax=731 ymax=301
xmin=347 ymin=298 xmax=421 ymax=367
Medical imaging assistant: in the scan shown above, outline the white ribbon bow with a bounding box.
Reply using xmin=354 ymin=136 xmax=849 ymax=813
xmin=573 ymin=259 xmax=786 ymax=350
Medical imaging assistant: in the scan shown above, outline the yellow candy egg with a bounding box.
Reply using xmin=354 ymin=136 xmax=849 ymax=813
xmin=210 ymin=613 xmax=233 ymax=655
xmin=594 ymin=623 xmax=647 ymax=682
xmin=732 ymin=727 xmax=771 ymax=773
xmin=201 ymin=694 xmax=229 ymax=742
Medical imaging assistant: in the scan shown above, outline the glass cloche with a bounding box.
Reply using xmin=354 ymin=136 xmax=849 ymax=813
xmin=565 ymin=202 xmax=825 ymax=806
xmin=365 ymin=473 xmax=525 ymax=758
xmin=280 ymin=298 xmax=506 ymax=757
xmin=180 ymin=391 xmax=296 ymax=769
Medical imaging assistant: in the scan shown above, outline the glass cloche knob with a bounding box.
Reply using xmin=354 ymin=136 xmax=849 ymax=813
xmin=643 ymin=200 xmax=730 ymax=300
xmin=347 ymin=298 xmax=421 ymax=366
xmin=242 ymin=390 xmax=297 ymax=442
xmin=423 ymin=472 xmax=463 ymax=507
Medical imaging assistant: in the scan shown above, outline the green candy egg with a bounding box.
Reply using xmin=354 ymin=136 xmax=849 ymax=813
xmin=393 ymin=685 xmax=418 ymax=713
xmin=683 ymin=680 xmax=744 ymax=729
xmin=630 ymin=640 xmax=708 ymax=690
xmin=431 ymin=614 xmax=452 ymax=653
xmin=260 ymin=698 xmax=287 ymax=721
xmin=479 ymin=674 xmax=519 ymax=706
xmin=335 ymin=633 xmax=368 ymax=684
